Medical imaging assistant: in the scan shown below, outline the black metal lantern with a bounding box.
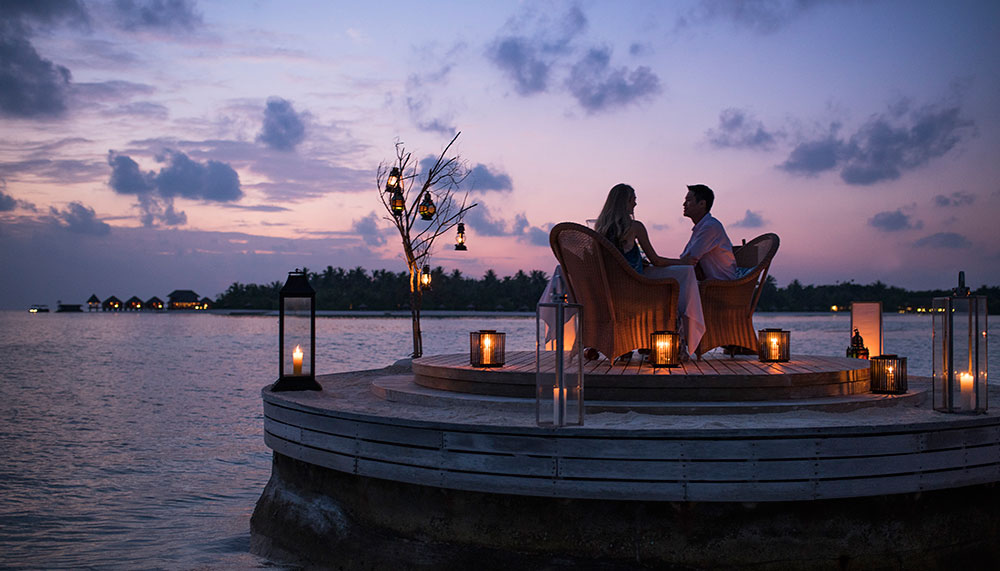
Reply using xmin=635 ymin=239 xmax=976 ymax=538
xmin=420 ymin=264 xmax=432 ymax=290
xmin=390 ymin=187 xmax=405 ymax=217
xmin=758 ymin=328 xmax=790 ymax=362
xmin=470 ymin=330 xmax=505 ymax=367
xmin=870 ymin=354 xmax=907 ymax=394
xmin=846 ymin=328 xmax=870 ymax=359
xmin=418 ymin=192 xmax=436 ymax=220
xmin=649 ymin=330 xmax=680 ymax=367
xmin=273 ymin=269 xmax=320 ymax=392
xmin=454 ymin=222 xmax=467 ymax=250
xmin=385 ymin=167 xmax=401 ymax=194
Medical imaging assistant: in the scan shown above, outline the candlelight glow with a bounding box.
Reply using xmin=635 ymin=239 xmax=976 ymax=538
xmin=293 ymin=345 xmax=303 ymax=376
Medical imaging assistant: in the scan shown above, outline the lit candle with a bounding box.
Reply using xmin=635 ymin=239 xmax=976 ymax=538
xmin=887 ymin=365 xmax=894 ymax=390
xmin=552 ymin=386 xmax=567 ymax=424
xmin=959 ymin=372 xmax=974 ymax=410
xmin=482 ymin=335 xmax=492 ymax=366
xmin=293 ymin=345 xmax=303 ymax=375
xmin=656 ymin=338 xmax=671 ymax=363
xmin=770 ymin=337 xmax=779 ymax=360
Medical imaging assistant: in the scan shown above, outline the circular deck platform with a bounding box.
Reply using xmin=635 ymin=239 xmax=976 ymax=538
xmin=254 ymin=358 xmax=1000 ymax=568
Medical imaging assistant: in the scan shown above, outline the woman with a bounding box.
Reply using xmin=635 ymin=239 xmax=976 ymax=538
xmin=594 ymin=183 xmax=670 ymax=273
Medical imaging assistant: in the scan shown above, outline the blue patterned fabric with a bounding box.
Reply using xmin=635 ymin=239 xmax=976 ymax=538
xmin=623 ymin=245 xmax=644 ymax=274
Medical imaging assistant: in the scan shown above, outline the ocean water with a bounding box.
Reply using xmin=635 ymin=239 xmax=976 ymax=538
xmin=0 ymin=310 xmax=993 ymax=569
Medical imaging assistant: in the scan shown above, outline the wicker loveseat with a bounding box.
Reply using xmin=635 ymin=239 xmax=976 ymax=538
xmin=695 ymin=232 xmax=780 ymax=357
xmin=550 ymin=222 xmax=679 ymax=361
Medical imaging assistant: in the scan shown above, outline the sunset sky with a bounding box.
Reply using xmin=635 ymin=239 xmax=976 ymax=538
xmin=2 ymin=0 xmax=999 ymax=309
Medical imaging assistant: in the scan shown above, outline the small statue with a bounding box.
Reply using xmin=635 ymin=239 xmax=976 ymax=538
xmin=847 ymin=328 xmax=869 ymax=359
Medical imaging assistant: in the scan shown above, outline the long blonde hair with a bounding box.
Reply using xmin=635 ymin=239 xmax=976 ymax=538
xmin=594 ymin=183 xmax=635 ymax=250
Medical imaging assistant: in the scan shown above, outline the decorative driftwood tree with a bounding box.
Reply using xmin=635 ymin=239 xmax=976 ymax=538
xmin=377 ymin=132 xmax=476 ymax=358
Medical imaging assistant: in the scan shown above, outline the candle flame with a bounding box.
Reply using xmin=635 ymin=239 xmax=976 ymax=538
xmin=293 ymin=345 xmax=303 ymax=359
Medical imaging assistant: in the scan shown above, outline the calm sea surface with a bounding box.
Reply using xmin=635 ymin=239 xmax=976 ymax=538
xmin=0 ymin=310 xmax=994 ymax=569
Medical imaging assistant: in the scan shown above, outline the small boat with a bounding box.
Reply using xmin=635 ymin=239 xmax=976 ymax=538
xmin=29 ymin=304 xmax=50 ymax=313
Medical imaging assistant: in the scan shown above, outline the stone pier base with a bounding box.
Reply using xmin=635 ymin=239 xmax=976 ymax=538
xmin=251 ymin=452 xmax=1000 ymax=570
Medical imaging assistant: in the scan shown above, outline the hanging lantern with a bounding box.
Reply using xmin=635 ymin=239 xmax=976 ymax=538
xmin=385 ymin=167 xmax=401 ymax=194
xmin=390 ymin=187 xmax=405 ymax=217
xmin=846 ymin=328 xmax=870 ymax=359
xmin=536 ymin=267 xmax=584 ymax=427
xmin=649 ymin=330 xmax=680 ymax=367
xmin=420 ymin=264 xmax=432 ymax=290
xmin=870 ymin=354 xmax=907 ymax=394
xmin=454 ymin=221 xmax=467 ymax=250
xmin=274 ymin=269 xmax=320 ymax=392
xmin=850 ymin=301 xmax=883 ymax=357
xmin=470 ymin=330 xmax=505 ymax=367
xmin=933 ymin=271 xmax=988 ymax=413
xmin=418 ymin=192 xmax=436 ymax=220
xmin=758 ymin=328 xmax=790 ymax=362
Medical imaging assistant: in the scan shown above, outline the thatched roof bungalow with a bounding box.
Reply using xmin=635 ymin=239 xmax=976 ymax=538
xmin=102 ymin=296 xmax=122 ymax=311
xmin=167 ymin=290 xmax=201 ymax=310
xmin=145 ymin=296 xmax=164 ymax=311
xmin=87 ymin=294 xmax=101 ymax=312
xmin=126 ymin=296 xmax=143 ymax=311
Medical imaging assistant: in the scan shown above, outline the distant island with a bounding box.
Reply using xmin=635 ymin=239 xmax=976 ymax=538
xmin=212 ymin=266 xmax=1000 ymax=314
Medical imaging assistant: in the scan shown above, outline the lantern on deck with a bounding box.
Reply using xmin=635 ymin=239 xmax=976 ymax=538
xmin=273 ymin=269 xmax=320 ymax=392
xmin=420 ymin=264 xmax=432 ymax=290
xmin=649 ymin=330 xmax=680 ymax=367
xmin=470 ymin=330 xmax=505 ymax=367
xmin=758 ymin=328 xmax=790 ymax=362
xmin=454 ymin=222 xmax=468 ymax=251
xmin=385 ymin=167 xmax=401 ymax=194
xmin=536 ymin=267 xmax=584 ymax=427
xmin=846 ymin=328 xmax=870 ymax=359
xmin=418 ymin=192 xmax=436 ymax=220
xmin=933 ymin=272 xmax=988 ymax=413
xmin=870 ymin=354 xmax=907 ymax=394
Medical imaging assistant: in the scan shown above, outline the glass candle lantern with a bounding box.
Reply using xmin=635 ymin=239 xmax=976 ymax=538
xmin=454 ymin=222 xmax=468 ymax=251
xmin=419 ymin=264 xmax=432 ymax=290
xmin=933 ymin=273 xmax=988 ymax=413
xmin=418 ymin=192 xmax=436 ymax=220
xmin=649 ymin=330 xmax=680 ymax=367
xmin=385 ymin=166 xmax=401 ymax=193
xmin=390 ymin=188 xmax=405 ymax=216
xmin=850 ymin=301 xmax=883 ymax=357
xmin=470 ymin=330 xmax=505 ymax=367
xmin=758 ymin=328 xmax=790 ymax=362
xmin=536 ymin=268 xmax=584 ymax=427
xmin=274 ymin=269 xmax=320 ymax=392
xmin=870 ymin=354 xmax=907 ymax=394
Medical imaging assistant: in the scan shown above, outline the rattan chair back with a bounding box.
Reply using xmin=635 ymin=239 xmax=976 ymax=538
xmin=550 ymin=222 xmax=679 ymax=360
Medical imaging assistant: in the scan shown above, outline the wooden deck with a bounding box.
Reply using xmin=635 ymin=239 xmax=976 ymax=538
xmin=413 ymin=351 xmax=870 ymax=401
xmin=262 ymin=363 xmax=1000 ymax=502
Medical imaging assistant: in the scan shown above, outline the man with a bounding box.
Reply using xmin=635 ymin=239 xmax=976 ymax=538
xmin=675 ymin=184 xmax=737 ymax=281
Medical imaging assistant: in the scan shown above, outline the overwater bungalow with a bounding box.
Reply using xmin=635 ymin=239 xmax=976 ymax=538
xmin=198 ymin=297 xmax=213 ymax=310
xmin=167 ymin=289 xmax=201 ymax=310
xmin=102 ymin=295 xmax=122 ymax=311
xmin=125 ymin=296 xmax=143 ymax=311
xmin=145 ymin=296 xmax=164 ymax=311
xmin=87 ymin=294 xmax=100 ymax=312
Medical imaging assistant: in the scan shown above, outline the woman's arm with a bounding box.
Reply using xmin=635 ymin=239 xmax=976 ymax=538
xmin=632 ymin=220 xmax=688 ymax=267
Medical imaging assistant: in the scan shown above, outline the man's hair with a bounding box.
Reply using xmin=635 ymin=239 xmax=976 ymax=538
xmin=687 ymin=184 xmax=715 ymax=212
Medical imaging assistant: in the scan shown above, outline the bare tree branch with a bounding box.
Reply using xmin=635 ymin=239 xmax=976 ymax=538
xmin=375 ymin=132 xmax=477 ymax=357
